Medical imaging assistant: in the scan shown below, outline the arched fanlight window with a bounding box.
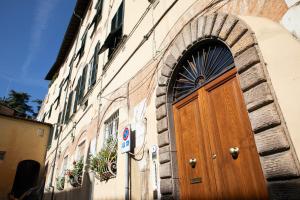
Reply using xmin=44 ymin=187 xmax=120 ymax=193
xmin=172 ymin=40 xmax=235 ymax=101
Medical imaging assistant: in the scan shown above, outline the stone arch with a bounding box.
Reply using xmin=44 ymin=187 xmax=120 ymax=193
xmin=156 ymin=13 xmax=300 ymax=199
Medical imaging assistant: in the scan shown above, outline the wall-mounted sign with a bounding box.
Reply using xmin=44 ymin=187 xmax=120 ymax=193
xmin=121 ymin=127 xmax=131 ymax=153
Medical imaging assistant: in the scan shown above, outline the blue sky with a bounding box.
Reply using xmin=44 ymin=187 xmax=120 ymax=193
xmin=0 ymin=0 xmax=76 ymax=111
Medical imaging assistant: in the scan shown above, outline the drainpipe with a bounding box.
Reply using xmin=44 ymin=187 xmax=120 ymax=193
xmin=125 ymin=152 xmax=130 ymax=200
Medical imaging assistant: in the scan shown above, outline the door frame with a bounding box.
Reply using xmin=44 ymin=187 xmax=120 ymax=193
xmin=155 ymin=13 xmax=300 ymax=199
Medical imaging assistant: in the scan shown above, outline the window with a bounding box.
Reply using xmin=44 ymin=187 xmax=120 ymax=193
xmin=55 ymin=79 xmax=65 ymax=109
xmin=104 ymin=111 xmax=119 ymax=142
xmin=89 ymin=0 xmax=104 ymax=35
xmin=99 ymin=1 xmax=124 ymax=60
xmin=72 ymin=65 xmax=88 ymax=113
xmin=42 ymin=113 xmax=46 ymax=122
xmin=73 ymin=82 xmax=80 ymax=113
xmin=76 ymin=29 xmax=88 ymax=59
xmin=0 ymin=151 xmax=6 ymax=160
xmin=55 ymin=112 xmax=62 ymax=139
xmin=48 ymin=104 xmax=53 ymax=119
xmin=64 ymin=91 xmax=74 ymax=123
xmin=79 ymin=65 xmax=88 ymax=102
xmin=76 ymin=141 xmax=86 ymax=161
xmin=47 ymin=126 xmax=54 ymax=148
xmin=89 ymin=42 xmax=100 ymax=88
xmin=89 ymin=138 xmax=97 ymax=156
xmin=61 ymin=156 xmax=68 ymax=176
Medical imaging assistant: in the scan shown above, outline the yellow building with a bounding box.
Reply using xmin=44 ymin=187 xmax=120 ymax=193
xmin=0 ymin=113 xmax=51 ymax=200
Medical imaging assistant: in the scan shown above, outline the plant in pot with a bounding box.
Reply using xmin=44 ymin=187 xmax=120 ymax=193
xmin=56 ymin=176 xmax=65 ymax=191
xmin=89 ymin=136 xmax=117 ymax=181
xmin=65 ymin=159 xmax=83 ymax=187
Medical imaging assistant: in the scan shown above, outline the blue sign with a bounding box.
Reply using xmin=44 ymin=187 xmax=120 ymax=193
xmin=121 ymin=126 xmax=131 ymax=153
xmin=123 ymin=128 xmax=129 ymax=141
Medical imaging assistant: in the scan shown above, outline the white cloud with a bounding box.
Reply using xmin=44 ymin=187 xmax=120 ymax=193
xmin=21 ymin=0 xmax=60 ymax=77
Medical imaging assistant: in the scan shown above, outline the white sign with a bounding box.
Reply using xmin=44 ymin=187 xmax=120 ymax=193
xmin=121 ymin=127 xmax=131 ymax=153
xmin=132 ymin=99 xmax=146 ymax=148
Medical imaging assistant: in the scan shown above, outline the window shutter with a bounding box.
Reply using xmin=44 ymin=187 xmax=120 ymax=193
xmin=73 ymin=84 xmax=79 ymax=113
xmin=80 ymin=31 xmax=87 ymax=57
xmin=55 ymin=112 xmax=62 ymax=139
xmin=90 ymin=0 xmax=103 ymax=35
xmin=56 ymin=86 xmax=63 ymax=108
xmin=91 ymin=42 xmax=100 ymax=86
xmin=77 ymin=76 xmax=83 ymax=101
xmin=64 ymin=91 xmax=73 ymax=123
xmin=106 ymin=1 xmax=124 ymax=58
xmin=117 ymin=1 xmax=124 ymax=29
xmin=80 ymin=66 xmax=88 ymax=100
xmin=47 ymin=126 xmax=54 ymax=148
xmin=48 ymin=104 xmax=53 ymax=119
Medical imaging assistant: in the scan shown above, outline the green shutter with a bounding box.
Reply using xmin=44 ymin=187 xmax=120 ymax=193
xmin=48 ymin=104 xmax=53 ymax=119
xmin=80 ymin=31 xmax=87 ymax=57
xmin=62 ymin=101 xmax=66 ymax=124
xmin=90 ymin=0 xmax=103 ymax=35
xmin=47 ymin=126 xmax=54 ymax=148
xmin=91 ymin=42 xmax=100 ymax=86
xmin=73 ymin=83 xmax=80 ymax=113
xmin=56 ymin=86 xmax=63 ymax=108
xmin=77 ymin=76 xmax=82 ymax=101
xmin=55 ymin=112 xmax=62 ymax=139
xmin=80 ymin=66 xmax=88 ymax=101
xmin=117 ymin=1 xmax=124 ymax=29
xmin=64 ymin=91 xmax=73 ymax=123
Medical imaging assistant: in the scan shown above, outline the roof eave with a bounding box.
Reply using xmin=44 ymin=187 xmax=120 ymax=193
xmin=45 ymin=0 xmax=92 ymax=80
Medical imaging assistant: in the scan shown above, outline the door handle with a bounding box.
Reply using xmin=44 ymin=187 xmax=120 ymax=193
xmin=189 ymin=158 xmax=197 ymax=168
xmin=229 ymin=147 xmax=239 ymax=159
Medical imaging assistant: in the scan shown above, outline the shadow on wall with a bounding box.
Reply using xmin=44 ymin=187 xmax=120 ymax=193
xmin=43 ymin=172 xmax=92 ymax=200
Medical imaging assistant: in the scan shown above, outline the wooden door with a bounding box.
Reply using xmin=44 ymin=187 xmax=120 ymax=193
xmin=173 ymin=69 xmax=268 ymax=199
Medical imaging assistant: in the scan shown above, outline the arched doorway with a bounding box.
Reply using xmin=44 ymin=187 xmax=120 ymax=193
xmin=156 ymin=12 xmax=300 ymax=200
xmin=11 ymin=160 xmax=40 ymax=198
xmin=169 ymin=39 xmax=268 ymax=199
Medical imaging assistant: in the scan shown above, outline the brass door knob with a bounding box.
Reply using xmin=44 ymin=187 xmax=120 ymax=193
xmin=212 ymin=154 xmax=217 ymax=159
xmin=189 ymin=158 xmax=197 ymax=168
xmin=229 ymin=147 xmax=239 ymax=159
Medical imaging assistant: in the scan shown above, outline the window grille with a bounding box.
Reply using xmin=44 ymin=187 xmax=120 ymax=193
xmin=172 ymin=40 xmax=235 ymax=102
xmin=104 ymin=111 xmax=119 ymax=141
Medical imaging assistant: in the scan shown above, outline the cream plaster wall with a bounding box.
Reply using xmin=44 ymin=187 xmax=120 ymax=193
xmin=241 ymin=16 xmax=300 ymax=160
xmin=40 ymin=0 xmax=300 ymax=199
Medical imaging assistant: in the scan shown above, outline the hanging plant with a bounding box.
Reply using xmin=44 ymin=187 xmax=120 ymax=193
xmin=65 ymin=159 xmax=84 ymax=187
xmin=89 ymin=136 xmax=117 ymax=181
xmin=56 ymin=176 xmax=65 ymax=191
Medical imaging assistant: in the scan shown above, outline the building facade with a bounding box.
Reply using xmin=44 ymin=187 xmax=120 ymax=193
xmin=39 ymin=0 xmax=300 ymax=199
xmin=0 ymin=112 xmax=51 ymax=200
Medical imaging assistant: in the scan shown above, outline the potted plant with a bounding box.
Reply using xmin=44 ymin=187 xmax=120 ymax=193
xmin=65 ymin=159 xmax=83 ymax=187
xmin=56 ymin=176 xmax=65 ymax=191
xmin=89 ymin=136 xmax=117 ymax=181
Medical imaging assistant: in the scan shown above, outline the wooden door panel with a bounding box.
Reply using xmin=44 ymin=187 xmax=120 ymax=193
xmin=173 ymin=92 xmax=216 ymax=199
xmin=201 ymin=70 xmax=268 ymax=199
xmin=172 ymin=69 xmax=268 ymax=199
